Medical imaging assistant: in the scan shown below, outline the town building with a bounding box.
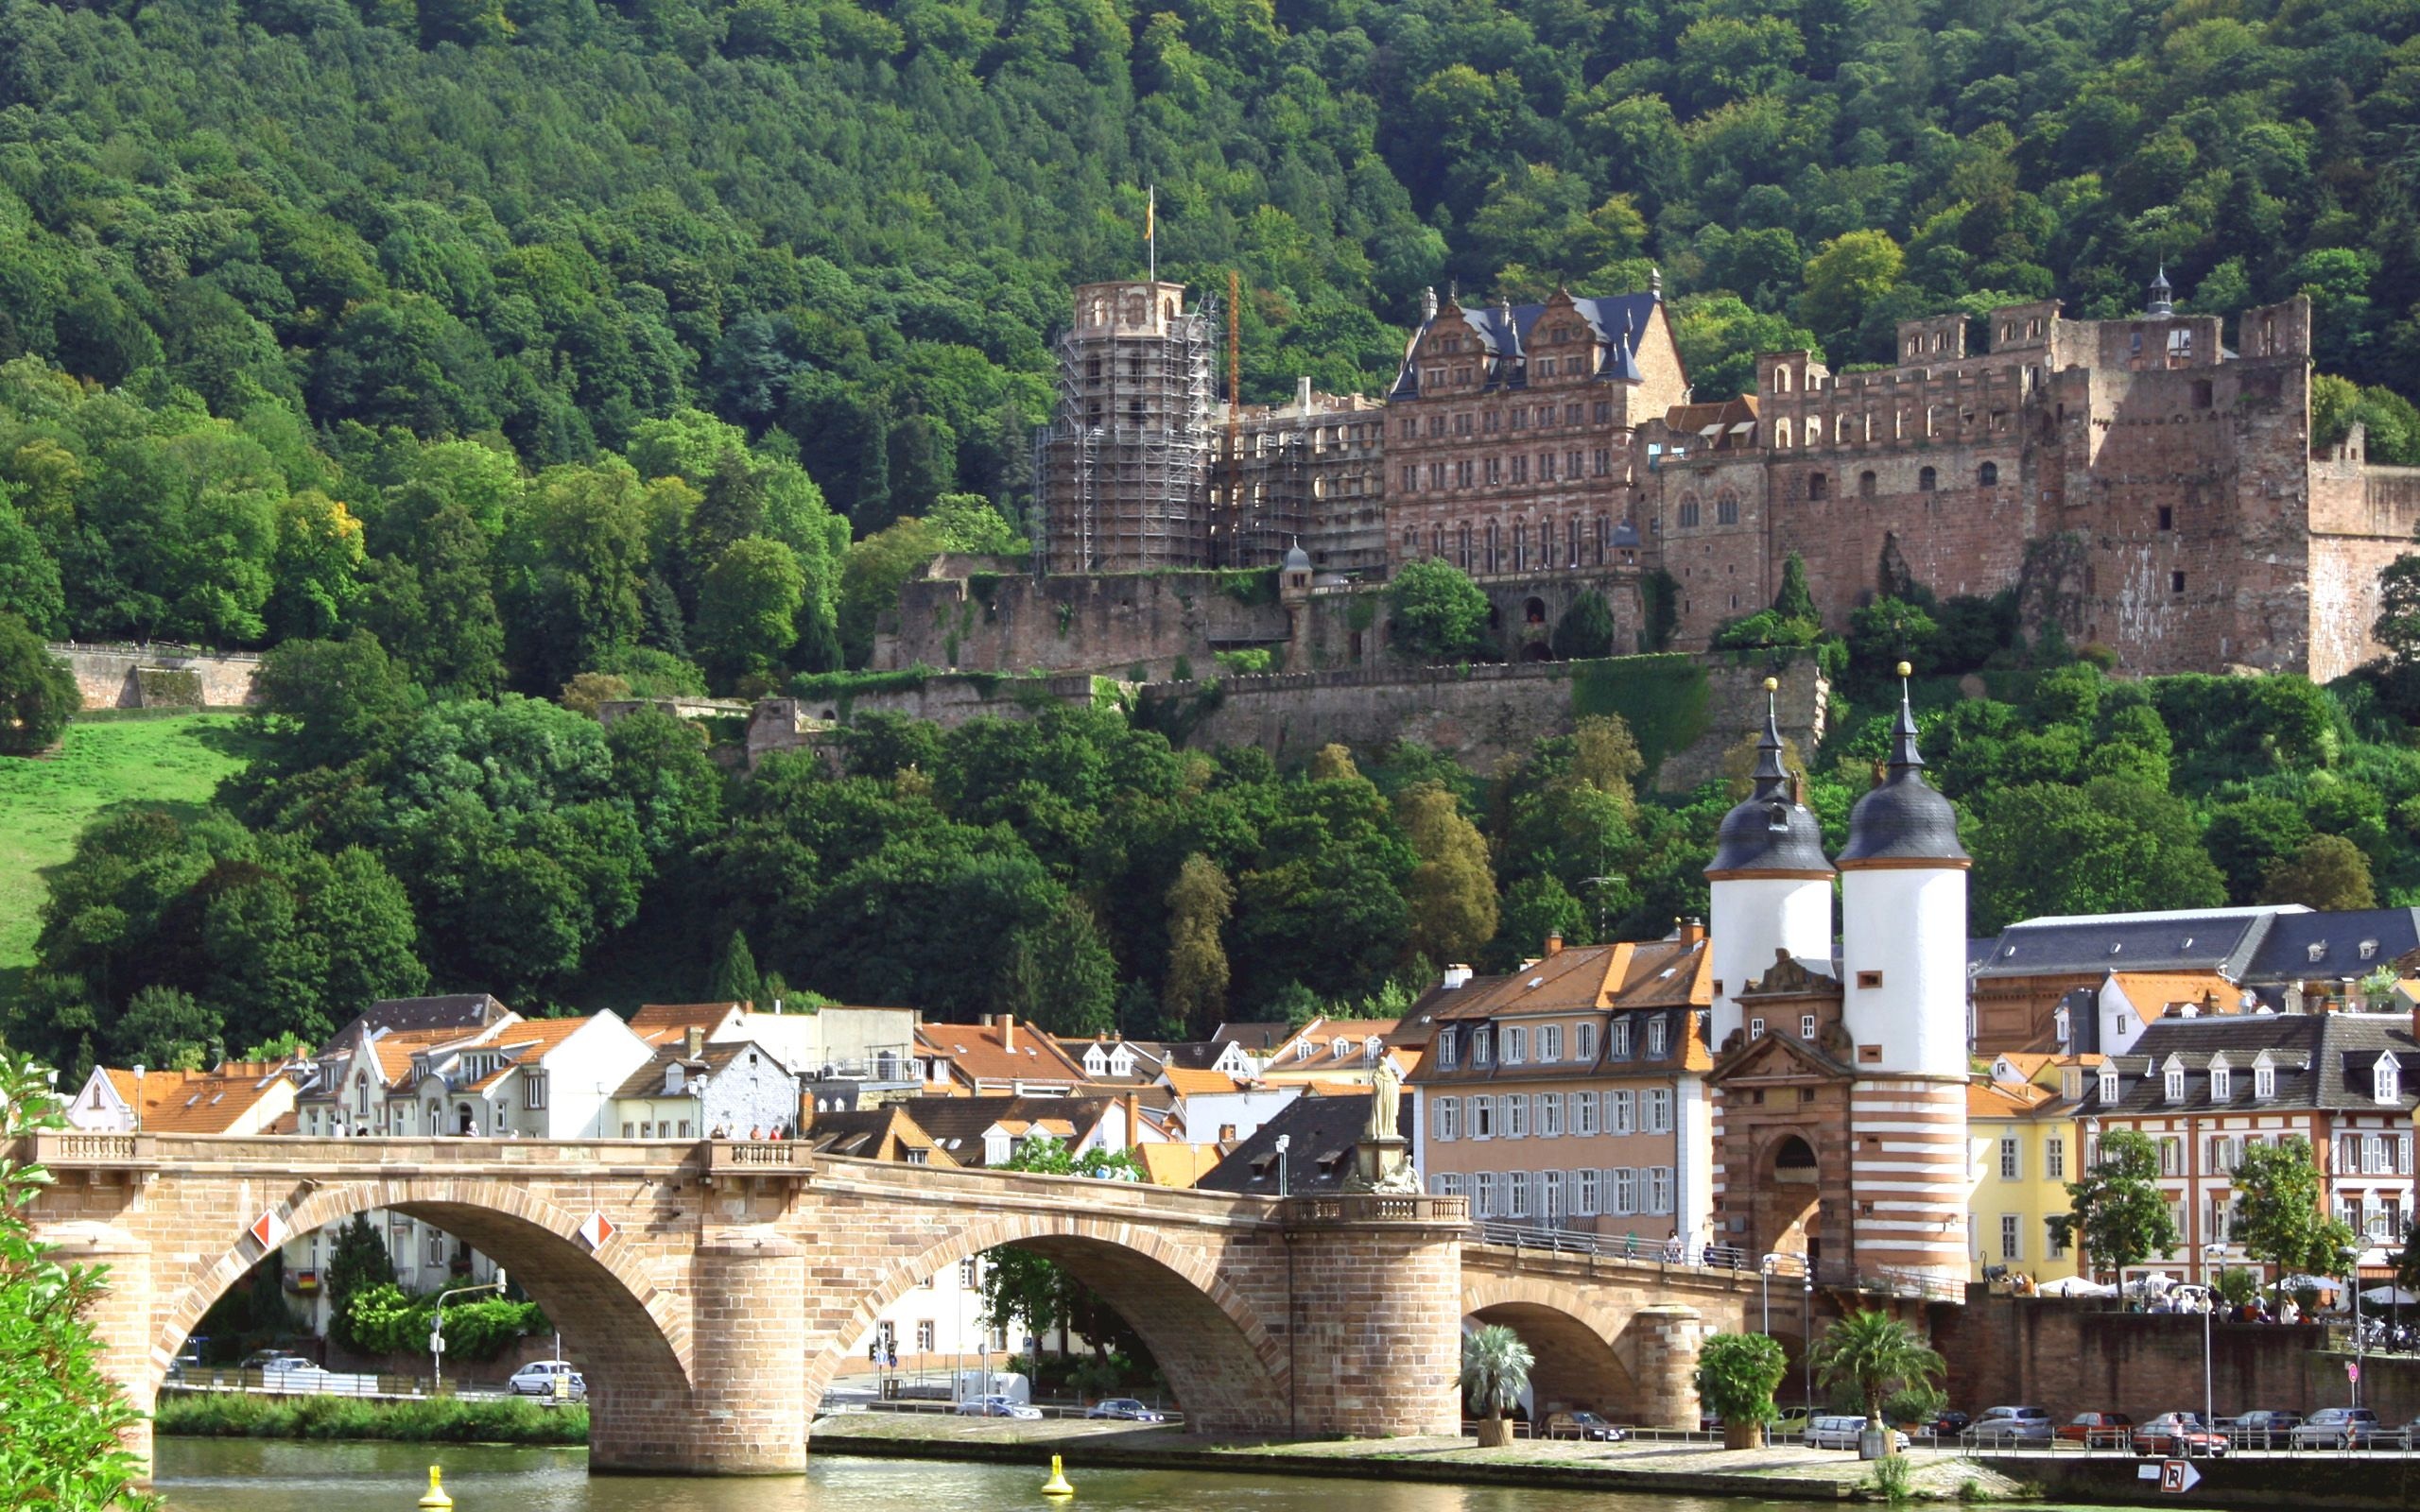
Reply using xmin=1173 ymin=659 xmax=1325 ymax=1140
xmin=64 ymin=1060 xmax=299 ymax=1137
xmin=1972 ymin=905 xmax=2420 ymax=1055
xmin=1197 ymin=1089 xmax=1413 ymax=1198
xmin=1411 ymin=932 xmax=1713 ymax=1244
xmin=1258 ymin=1017 xmax=1414 ymax=1089
xmin=2075 ymin=1008 xmax=2420 ymax=1286
xmin=1964 ymin=1054 xmax=2091 ymax=1285
xmin=613 ymin=1029 xmax=805 ymax=1139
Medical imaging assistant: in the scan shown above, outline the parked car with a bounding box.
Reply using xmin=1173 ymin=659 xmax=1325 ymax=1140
xmin=1544 ymin=1410 xmax=1629 ymax=1442
xmin=508 ymin=1361 xmax=587 ymax=1400
xmin=2377 ymin=1417 xmax=2420 ymax=1451
xmin=1805 ymin=1415 xmax=1910 ymax=1452
xmin=1963 ymin=1405 xmax=2055 ymax=1443
xmin=238 ymin=1350 xmax=319 ymax=1373
xmin=958 ymin=1395 xmax=1043 ymax=1419
xmin=2134 ymin=1414 xmax=2228 ymax=1458
xmin=1085 ymin=1399 xmax=1166 ymax=1422
xmin=2220 ymin=1409 xmax=2303 ymax=1448
xmin=1769 ymin=1406 xmax=1817 ymax=1437
xmin=1930 ymin=1411 xmax=1973 ymax=1436
xmin=2059 ymin=1412 xmax=2135 ymax=1447
xmin=2290 ymin=1407 xmax=2382 ymax=1449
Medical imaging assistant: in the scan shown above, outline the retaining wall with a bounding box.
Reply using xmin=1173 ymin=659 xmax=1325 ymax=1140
xmin=50 ymin=643 xmax=262 ymax=709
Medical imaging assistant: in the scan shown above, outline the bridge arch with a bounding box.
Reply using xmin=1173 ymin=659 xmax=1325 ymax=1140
xmin=807 ymin=1210 xmax=1290 ymax=1435
xmin=155 ymin=1177 xmax=693 ymax=1457
xmin=1460 ymin=1274 xmax=1641 ymax=1422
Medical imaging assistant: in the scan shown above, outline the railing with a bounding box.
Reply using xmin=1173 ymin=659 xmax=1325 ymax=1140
xmin=25 ymin=1132 xmax=157 ymax=1167
xmin=710 ymin=1139 xmax=811 ymax=1171
xmin=162 ymin=1368 xmax=527 ymax=1401
xmin=1288 ymin=1194 xmax=1469 ymax=1225
xmin=1465 ymin=1223 xmax=1967 ymax=1300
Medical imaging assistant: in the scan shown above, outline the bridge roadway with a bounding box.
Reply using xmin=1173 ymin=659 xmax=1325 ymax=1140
xmin=22 ymin=1131 xmax=1783 ymax=1476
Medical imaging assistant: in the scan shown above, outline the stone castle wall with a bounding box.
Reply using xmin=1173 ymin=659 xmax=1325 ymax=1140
xmin=50 ymin=643 xmax=263 ymax=709
xmin=877 ymin=569 xmax=1290 ymax=681
xmin=1143 ymin=654 xmax=1825 ymax=789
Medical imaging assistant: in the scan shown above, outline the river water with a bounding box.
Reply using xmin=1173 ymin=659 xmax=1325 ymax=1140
xmin=150 ymin=1439 xmax=1869 ymax=1512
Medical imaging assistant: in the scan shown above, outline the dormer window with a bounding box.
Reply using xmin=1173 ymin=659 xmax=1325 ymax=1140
xmin=2308 ymin=942 xmax=2327 ymax=963
xmin=2063 ymin=1067 xmax=2083 ymax=1101
xmin=2209 ymin=1061 xmax=2231 ymax=1101
xmin=2254 ymin=1060 xmax=2276 ymax=1100
xmin=1440 ymin=1031 xmax=1459 ymax=1071
xmin=2054 ymin=1006 xmax=2071 ymax=1046
xmin=2164 ymin=1065 xmax=2187 ymax=1103
xmin=2361 ymin=940 xmax=2379 ymax=961
xmin=1611 ymin=1020 xmax=1631 ymax=1058
xmin=1295 ymin=1040 xmax=1315 ymax=1061
xmin=2377 ymin=1056 xmax=2401 ymax=1105
xmin=1473 ymin=1027 xmax=1494 ymax=1067
xmin=1646 ymin=1018 xmax=1668 ymax=1057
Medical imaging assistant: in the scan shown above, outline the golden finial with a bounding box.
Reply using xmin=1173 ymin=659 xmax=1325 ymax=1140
xmin=1761 ymin=677 xmax=1778 ymax=692
xmin=1894 ymin=661 xmax=1912 ymax=679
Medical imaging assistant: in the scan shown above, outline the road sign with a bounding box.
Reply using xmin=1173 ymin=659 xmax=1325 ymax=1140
xmin=2348 ymin=1361 xmax=2362 ymax=1383
xmin=2161 ymin=1459 xmax=2203 ymax=1494
xmin=577 ymin=1211 xmax=616 ymax=1250
xmin=248 ymin=1210 xmax=287 ymax=1251
xmin=428 ymin=1332 xmax=445 ymax=1356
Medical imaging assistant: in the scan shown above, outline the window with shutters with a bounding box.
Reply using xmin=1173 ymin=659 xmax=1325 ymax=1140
xmin=1575 ymin=1022 xmax=1599 ymax=1061
xmin=1432 ymin=1097 xmax=1460 ymax=1141
xmin=1611 ymin=1167 xmax=1637 ymax=1215
xmin=1608 ymin=1090 xmax=1635 ymax=1135
xmin=1646 ymin=1167 xmax=1674 ymax=1214
xmin=1503 ymin=1026 xmax=1527 ymax=1065
xmin=1539 ymin=1024 xmax=1562 ymax=1062
xmin=1576 ymin=1169 xmax=1601 ymax=1216
xmin=1645 ymin=1088 xmax=1674 ymax=1134
xmin=1537 ymin=1092 xmax=1563 ymax=1137
xmin=1541 ymin=1170 xmax=1565 ymax=1225
xmin=1572 ymin=1091 xmax=1599 ymax=1136
xmin=1471 ymin=1096 xmax=1495 ymax=1140
xmin=1503 ymin=1094 xmax=1529 ymax=1138
xmin=1508 ymin=1172 xmax=1532 ymax=1219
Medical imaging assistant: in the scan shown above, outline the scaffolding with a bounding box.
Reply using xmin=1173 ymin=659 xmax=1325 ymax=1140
xmin=1036 ymin=281 xmax=1219 ymax=575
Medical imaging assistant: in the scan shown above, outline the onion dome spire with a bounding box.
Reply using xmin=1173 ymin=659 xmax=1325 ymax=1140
xmin=1706 ymin=677 xmax=1833 ymax=877
xmin=1838 ymin=662 xmax=1967 ymax=866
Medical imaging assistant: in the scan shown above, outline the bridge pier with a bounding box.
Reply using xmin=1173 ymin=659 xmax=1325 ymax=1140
xmin=670 ymin=1229 xmax=809 ymax=1473
xmin=1281 ymin=1197 xmax=1464 ymax=1438
xmin=43 ymin=1221 xmax=154 ymax=1472
xmin=1624 ymin=1303 xmax=1707 ymax=1430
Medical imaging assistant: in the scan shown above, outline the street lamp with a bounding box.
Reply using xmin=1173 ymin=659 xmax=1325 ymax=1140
xmin=1275 ymin=1134 xmax=1290 ymax=1199
xmin=2344 ymin=1242 xmax=2366 ymax=1409
xmin=430 ymin=1267 xmax=507 ymax=1396
xmin=2201 ymin=1242 xmax=2226 ymax=1431
xmin=1802 ymin=1273 xmax=1815 ymax=1409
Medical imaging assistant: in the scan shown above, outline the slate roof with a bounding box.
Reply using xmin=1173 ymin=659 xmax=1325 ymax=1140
xmin=2239 ymin=908 xmax=2420 ymax=987
xmin=613 ymin=1040 xmax=796 ymax=1099
xmin=1213 ymin=1022 xmax=1292 ymax=1052
xmin=1837 ymin=691 xmax=1967 ymax=866
xmin=1194 ymin=1091 xmax=1411 ymax=1196
xmin=1391 ymin=291 xmax=1662 ymax=400
xmin=1973 ymin=908 xmax=2286 ymax=981
xmin=333 ymin=993 xmax=511 ymax=1041
xmin=800 ymin=1106 xmax=958 ymax=1166
xmin=2081 ymin=1011 xmax=2420 ymax=1116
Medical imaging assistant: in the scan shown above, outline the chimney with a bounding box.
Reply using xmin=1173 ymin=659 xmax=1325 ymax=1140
xmin=1123 ymin=1092 xmax=1141 ymax=1151
xmin=1443 ymin=964 xmax=1474 ymax=990
xmin=1545 ymin=933 xmax=1564 ymax=957
xmin=684 ymin=1025 xmax=704 ymax=1059
xmin=1678 ymin=917 xmax=1707 ymax=945
xmin=1297 ymin=375 xmax=1313 ymax=410
xmin=1001 ymin=1014 xmax=1016 ymax=1054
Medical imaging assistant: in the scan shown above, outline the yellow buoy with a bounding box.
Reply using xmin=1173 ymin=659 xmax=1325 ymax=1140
xmin=417 ymin=1465 xmax=453 ymax=1510
xmin=1041 ymin=1452 xmax=1075 ymax=1498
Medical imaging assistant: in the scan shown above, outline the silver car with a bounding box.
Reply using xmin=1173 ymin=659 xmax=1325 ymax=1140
xmin=508 ymin=1361 xmax=587 ymax=1400
xmin=1964 ymin=1405 xmax=2055 ymax=1443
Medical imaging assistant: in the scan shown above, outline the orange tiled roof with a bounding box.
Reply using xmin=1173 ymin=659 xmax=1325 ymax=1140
xmin=112 ymin=1064 xmax=291 ymax=1134
xmin=1137 ymin=1143 xmax=1222 ymax=1188
xmin=2105 ymin=972 xmax=2239 ymax=1023
xmin=1968 ymin=1077 xmax=2055 ymax=1117
xmin=1161 ymin=1067 xmax=1243 ymax=1096
xmin=630 ymin=1002 xmax=742 ymax=1046
xmin=917 ymin=1020 xmax=1088 ymax=1086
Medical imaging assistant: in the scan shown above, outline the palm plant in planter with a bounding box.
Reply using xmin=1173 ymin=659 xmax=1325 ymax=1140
xmin=1696 ymin=1332 xmax=1789 ymax=1449
xmin=1812 ymin=1311 xmax=1943 ymax=1458
xmin=1461 ymin=1325 xmax=1533 ymax=1448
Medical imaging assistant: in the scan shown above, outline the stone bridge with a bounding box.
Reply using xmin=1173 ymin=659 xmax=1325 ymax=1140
xmin=25 ymin=1133 xmax=1826 ymax=1476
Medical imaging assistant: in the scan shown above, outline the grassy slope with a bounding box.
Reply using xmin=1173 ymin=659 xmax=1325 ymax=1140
xmin=0 ymin=716 xmax=256 ymax=973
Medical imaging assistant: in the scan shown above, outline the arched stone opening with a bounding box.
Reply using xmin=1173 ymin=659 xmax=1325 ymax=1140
xmin=155 ymin=1181 xmax=696 ymax=1471
xmin=1465 ymin=1301 xmax=1638 ymax=1422
xmin=809 ymin=1216 xmax=1289 ymax=1438
xmin=1761 ymin=1134 xmax=1824 ymax=1266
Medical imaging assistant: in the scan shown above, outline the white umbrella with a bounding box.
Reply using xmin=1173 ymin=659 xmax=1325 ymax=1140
xmin=2038 ymin=1276 xmax=2116 ymax=1297
xmin=2363 ymin=1284 xmax=2419 ymax=1306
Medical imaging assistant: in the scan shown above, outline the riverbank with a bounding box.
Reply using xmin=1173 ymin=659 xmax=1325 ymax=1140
xmin=806 ymin=1412 xmax=2026 ymax=1503
xmin=157 ymin=1392 xmax=585 ymax=1444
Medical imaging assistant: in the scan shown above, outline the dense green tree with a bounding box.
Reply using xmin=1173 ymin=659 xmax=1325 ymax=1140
xmin=324 ymin=1212 xmax=399 ymax=1356
xmin=707 ymin=929 xmax=762 ymax=1006
xmin=1396 ymin=782 xmax=1498 ymax=968
xmin=2232 ymin=1137 xmax=2360 ymax=1307
xmin=1387 ymin=558 xmax=1490 ymax=662
xmin=697 ymin=536 xmax=805 ymax=688
xmin=1162 ymin=854 xmax=1234 ymax=1040
xmin=2260 ymin=834 xmax=2377 ymax=911
xmin=1549 ymin=592 xmax=1616 ymax=661
xmin=1967 ymin=778 xmax=2226 ymax=933
xmin=0 ymin=610 xmax=78 ymax=755
xmin=2051 ymin=1129 xmax=2180 ymax=1280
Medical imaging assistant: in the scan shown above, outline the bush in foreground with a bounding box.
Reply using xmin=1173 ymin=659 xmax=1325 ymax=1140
xmin=155 ymin=1392 xmax=586 ymax=1444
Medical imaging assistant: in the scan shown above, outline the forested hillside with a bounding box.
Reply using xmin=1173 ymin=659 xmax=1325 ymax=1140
xmin=3 ymin=0 xmax=2420 ymax=673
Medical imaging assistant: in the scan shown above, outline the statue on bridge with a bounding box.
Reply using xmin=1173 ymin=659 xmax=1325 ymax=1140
xmin=1367 ymin=1057 xmax=1402 ymax=1143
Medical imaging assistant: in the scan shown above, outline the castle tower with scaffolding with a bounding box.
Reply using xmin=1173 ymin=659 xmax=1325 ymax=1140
xmin=1037 ymin=281 xmax=1218 ymax=574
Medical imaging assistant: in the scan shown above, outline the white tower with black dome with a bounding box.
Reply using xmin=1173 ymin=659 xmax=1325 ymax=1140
xmin=1704 ymin=677 xmax=1836 ymax=1053
xmin=1836 ymin=664 xmax=1970 ymax=1283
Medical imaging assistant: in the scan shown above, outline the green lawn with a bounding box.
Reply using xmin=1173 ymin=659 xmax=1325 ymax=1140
xmin=0 ymin=714 xmax=258 ymax=972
